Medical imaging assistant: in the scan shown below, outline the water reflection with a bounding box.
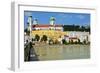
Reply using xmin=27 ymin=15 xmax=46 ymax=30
xmin=34 ymin=45 xmax=90 ymax=61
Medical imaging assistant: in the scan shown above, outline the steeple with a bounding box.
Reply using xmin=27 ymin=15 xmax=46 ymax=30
xmin=50 ymin=16 xmax=55 ymax=25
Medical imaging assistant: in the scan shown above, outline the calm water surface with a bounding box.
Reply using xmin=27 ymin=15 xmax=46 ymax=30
xmin=34 ymin=45 xmax=90 ymax=61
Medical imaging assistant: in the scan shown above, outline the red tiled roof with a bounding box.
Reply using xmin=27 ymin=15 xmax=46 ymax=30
xmin=32 ymin=24 xmax=62 ymax=28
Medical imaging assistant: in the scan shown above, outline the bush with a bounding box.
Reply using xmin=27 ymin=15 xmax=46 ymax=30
xmin=41 ymin=35 xmax=47 ymax=42
xmin=35 ymin=34 xmax=40 ymax=41
xmin=69 ymin=39 xmax=74 ymax=44
xmin=83 ymin=40 xmax=86 ymax=44
xmin=62 ymin=39 xmax=68 ymax=45
xmin=74 ymin=41 xmax=78 ymax=44
xmin=49 ymin=39 xmax=54 ymax=45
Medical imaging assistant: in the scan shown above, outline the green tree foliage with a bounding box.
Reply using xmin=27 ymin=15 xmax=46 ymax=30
xmin=63 ymin=25 xmax=90 ymax=32
xmin=35 ymin=34 xmax=40 ymax=41
xmin=41 ymin=35 xmax=47 ymax=42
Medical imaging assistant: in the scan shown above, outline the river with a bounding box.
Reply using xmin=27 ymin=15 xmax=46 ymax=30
xmin=34 ymin=44 xmax=90 ymax=61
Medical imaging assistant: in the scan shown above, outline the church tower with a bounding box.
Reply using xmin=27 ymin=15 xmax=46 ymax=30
xmin=50 ymin=16 xmax=55 ymax=25
xmin=50 ymin=17 xmax=56 ymax=30
xmin=33 ymin=18 xmax=38 ymax=25
xmin=27 ymin=16 xmax=33 ymax=36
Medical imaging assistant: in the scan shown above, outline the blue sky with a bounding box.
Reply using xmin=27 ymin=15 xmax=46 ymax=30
xmin=24 ymin=11 xmax=90 ymax=29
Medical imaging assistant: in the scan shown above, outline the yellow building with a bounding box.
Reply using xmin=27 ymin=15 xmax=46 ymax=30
xmin=31 ymin=30 xmax=66 ymax=41
xmin=26 ymin=16 xmax=67 ymax=42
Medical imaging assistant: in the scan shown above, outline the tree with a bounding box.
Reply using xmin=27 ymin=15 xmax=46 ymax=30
xmin=35 ymin=34 xmax=40 ymax=41
xmin=41 ymin=35 xmax=47 ymax=42
xmin=78 ymin=39 xmax=81 ymax=44
xmin=83 ymin=39 xmax=86 ymax=44
xmin=49 ymin=39 xmax=54 ymax=45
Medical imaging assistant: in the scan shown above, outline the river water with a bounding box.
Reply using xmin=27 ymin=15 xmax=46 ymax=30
xmin=34 ymin=45 xmax=90 ymax=61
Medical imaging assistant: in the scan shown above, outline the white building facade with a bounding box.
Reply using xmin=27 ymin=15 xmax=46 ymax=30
xmin=64 ymin=31 xmax=90 ymax=43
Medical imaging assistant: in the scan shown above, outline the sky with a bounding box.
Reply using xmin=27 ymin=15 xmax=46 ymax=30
xmin=24 ymin=11 xmax=90 ymax=29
